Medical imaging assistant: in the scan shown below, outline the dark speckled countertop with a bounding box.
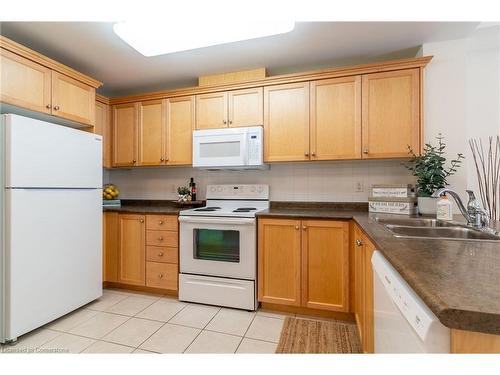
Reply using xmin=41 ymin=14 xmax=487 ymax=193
xmin=102 ymin=199 xmax=202 ymax=214
xmin=257 ymin=202 xmax=500 ymax=335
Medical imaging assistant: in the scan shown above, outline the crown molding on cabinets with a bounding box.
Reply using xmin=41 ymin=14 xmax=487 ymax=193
xmin=0 ymin=35 xmax=102 ymax=88
xmin=110 ymin=56 xmax=432 ymax=105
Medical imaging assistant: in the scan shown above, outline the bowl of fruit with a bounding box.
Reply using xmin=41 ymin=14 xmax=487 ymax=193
xmin=103 ymin=184 xmax=120 ymax=201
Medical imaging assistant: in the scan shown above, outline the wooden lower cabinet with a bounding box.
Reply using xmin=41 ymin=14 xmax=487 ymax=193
xmin=353 ymin=224 xmax=375 ymax=353
xmin=258 ymin=218 xmax=302 ymax=306
xmin=103 ymin=213 xmax=178 ymax=292
xmin=118 ymin=214 xmax=146 ymax=286
xmin=102 ymin=212 xmax=119 ymax=282
xmin=302 ymin=220 xmax=349 ymax=312
xmin=451 ymin=329 xmax=500 ymax=353
xmin=258 ymin=218 xmax=349 ymax=312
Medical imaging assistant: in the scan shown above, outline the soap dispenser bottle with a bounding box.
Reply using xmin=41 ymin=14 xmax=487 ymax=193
xmin=436 ymin=193 xmax=453 ymax=221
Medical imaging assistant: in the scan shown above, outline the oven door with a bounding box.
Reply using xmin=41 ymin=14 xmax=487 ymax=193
xmin=193 ymin=130 xmax=247 ymax=168
xmin=179 ymin=216 xmax=256 ymax=279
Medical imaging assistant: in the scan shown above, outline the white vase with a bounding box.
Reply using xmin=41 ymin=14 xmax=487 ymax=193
xmin=418 ymin=197 xmax=439 ymax=216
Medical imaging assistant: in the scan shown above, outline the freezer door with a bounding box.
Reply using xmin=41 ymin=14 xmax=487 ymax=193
xmin=3 ymin=188 xmax=102 ymax=341
xmin=4 ymin=114 xmax=102 ymax=188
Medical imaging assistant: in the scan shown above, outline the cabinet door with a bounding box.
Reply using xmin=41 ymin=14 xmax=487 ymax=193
xmin=353 ymin=226 xmax=366 ymax=345
xmin=51 ymin=71 xmax=96 ymax=126
xmin=362 ymin=69 xmax=420 ymax=158
xmin=258 ymin=218 xmax=301 ymax=306
xmin=95 ymin=101 xmax=112 ymax=168
xmin=228 ymin=87 xmax=263 ymax=127
xmin=263 ymin=82 xmax=310 ymax=162
xmin=166 ymin=96 xmax=195 ymax=165
xmin=113 ymin=103 xmax=138 ymax=167
xmin=139 ymin=100 xmax=164 ymax=166
xmin=103 ymin=212 xmax=119 ymax=283
xmin=118 ymin=214 xmax=145 ymax=286
xmin=363 ymin=236 xmax=375 ymax=353
xmin=301 ymin=220 xmax=349 ymax=312
xmin=310 ymin=76 xmax=361 ymax=160
xmin=195 ymin=92 xmax=228 ymax=129
xmin=0 ymin=48 xmax=51 ymax=114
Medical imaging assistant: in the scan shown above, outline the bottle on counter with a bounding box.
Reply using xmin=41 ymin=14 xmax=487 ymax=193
xmin=436 ymin=193 xmax=453 ymax=221
xmin=189 ymin=177 xmax=197 ymax=201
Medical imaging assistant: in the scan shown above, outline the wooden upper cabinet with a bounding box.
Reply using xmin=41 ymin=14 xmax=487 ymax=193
xmin=301 ymin=220 xmax=349 ymax=312
xmin=139 ymin=100 xmax=164 ymax=166
xmin=166 ymin=96 xmax=195 ymax=165
xmin=264 ymin=82 xmax=310 ymax=162
xmin=258 ymin=218 xmax=301 ymax=306
xmin=310 ymin=76 xmax=361 ymax=160
xmin=362 ymin=68 xmax=420 ymax=158
xmin=228 ymin=87 xmax=263 ymax=127
xmin=51 ymin=71 xmax=95 ymax=126
xmin=113 ymin=103 xmax=138 ymax=167
xmin=95 ymin=101 xmax=112 ymax=168
xmin=195 ymin=92 xmax=228 ymax=129
xmin=0 ymin=48 xmax=51 ymax=114
xmin=118 ymin=214 xmax=146 ymax=286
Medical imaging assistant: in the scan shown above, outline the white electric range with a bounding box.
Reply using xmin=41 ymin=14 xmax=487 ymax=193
xmin=178 ymin=184 xmax=269 ymax=311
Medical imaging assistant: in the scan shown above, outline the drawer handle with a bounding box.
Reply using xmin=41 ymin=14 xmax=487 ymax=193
xmin=159 ymin=221 xmax=164 ymax=225
xmin=158 ymin=252 xmax=164 ymax=257
xmin=158 ymin=237 xmax=163 ymax=241
xmin=295 ymin=225 xmax=299 ymax=230
xmin=355 ymin=239 xmax=363 ymax=246
xmin=158 ymin=274 xmax=164 ymax=279
xmin=139 ymin=219 xmax=144 ymax=223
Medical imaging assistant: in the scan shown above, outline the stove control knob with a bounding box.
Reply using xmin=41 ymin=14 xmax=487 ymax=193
xmin=217 ymin=186 xmax=223 ymax=192
xmin=257 ymin=186 xmax=263 ymax=192
xmin=250 ymin=186 xmax=256 ymax=192
xmin=210 ymin=186 xmax=216 ymax=193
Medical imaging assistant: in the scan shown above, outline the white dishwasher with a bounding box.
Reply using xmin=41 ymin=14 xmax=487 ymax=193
xmin=372 ymin=251 xmax=450 ymax=353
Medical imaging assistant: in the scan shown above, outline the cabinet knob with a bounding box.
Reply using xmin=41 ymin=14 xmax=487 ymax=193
xmin=46 ymin=104 xmax=52 ymax=109
xmin=311 ymin=152 xmax=316 ymax=157
xmin=159 ymin=221 xmax=164 ymax=225
xmin=158 ymin=274 xmax=164 ymax=279
xmin=133 ymin=159 xmax=137 ymax=164
xmin=363 ymin=149 xmax=369 ymax=154
xmin=305 ymin=152 xmax=309 ymax=157
xmin=139 ymin=219 xmax=144 ymax=223
xmin=302 ymin=226 xmax=307 ymax=230
xmin=158 ymin=237 xmax=163 ymax=241
xmin=160 ymin=158 xmax=164 ymax=162
xmin=295 ymin=225 xmax=299 ymax=230
xmin=229 ymin=120 xmax=233 ymax=124
xmin=223 ymin=119 xmax=227 ymax=124
xmin=53 ymin=105 xmax=60 ymax=111
xmin=158 ymin=252 xmax=164 ymax=257
xmin=355 ymin=239 xmax=363 ymax=246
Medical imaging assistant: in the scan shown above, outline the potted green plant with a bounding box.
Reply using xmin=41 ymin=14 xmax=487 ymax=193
xmin=177 ymin=186 xmax=190 ymax=202
xmin=405 ymin=134 xmax=464 ymax=215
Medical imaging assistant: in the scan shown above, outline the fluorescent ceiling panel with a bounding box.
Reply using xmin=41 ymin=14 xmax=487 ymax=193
xmin=113 ymin=20 xmax=295 ymax=56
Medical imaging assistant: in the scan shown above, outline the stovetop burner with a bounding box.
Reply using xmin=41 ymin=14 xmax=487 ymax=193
xmin=233 ymin=207 xmax=257 ymax=212
xmin=194 ymin=207 xmax=221 ymax=212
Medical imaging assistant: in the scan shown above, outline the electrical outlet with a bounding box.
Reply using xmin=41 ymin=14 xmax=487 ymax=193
xmin=354 ymin=181 xmax=364 ymax=193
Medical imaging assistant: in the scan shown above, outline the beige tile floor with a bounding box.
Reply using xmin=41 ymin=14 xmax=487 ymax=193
xmin=0 ymin=288 xmax=301 ymax=354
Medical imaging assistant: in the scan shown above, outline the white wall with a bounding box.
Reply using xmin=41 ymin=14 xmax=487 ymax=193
xmin=106 ymin=25 xmax=500 ymax=205
xmin=104 ymin=160 xmax=413 ymax=201
xmin=422 ymin=24 xmax=500 ymax=211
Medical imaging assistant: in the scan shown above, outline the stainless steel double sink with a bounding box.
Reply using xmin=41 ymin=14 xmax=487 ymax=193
xmin=375 ymin=217 xmax=500 ymax=242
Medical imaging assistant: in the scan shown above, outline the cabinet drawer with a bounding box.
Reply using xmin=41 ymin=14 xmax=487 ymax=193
xmin=146 ymin=230 xmax=178 ymax=247
xmin=146 ymin=262 xmax=178 ymax=290
xmin=146 ymin=246 xmax=178 ymax=264
xmin=146 ymin=215 xmax=178 ymax=231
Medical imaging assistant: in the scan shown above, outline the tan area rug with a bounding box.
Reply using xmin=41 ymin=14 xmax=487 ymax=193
xmin=276 ymin=317 xmax=362 ymax=354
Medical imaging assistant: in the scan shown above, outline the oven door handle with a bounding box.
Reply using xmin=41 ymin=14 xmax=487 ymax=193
xmin=179 ymin=216 xmax=255 ymax=225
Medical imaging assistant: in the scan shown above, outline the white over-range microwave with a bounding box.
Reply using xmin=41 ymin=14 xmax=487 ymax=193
xmin=192 ymin=126 xmax=266 ymax=169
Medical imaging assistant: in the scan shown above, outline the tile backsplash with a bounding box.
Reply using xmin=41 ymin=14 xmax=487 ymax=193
xmin=104 ymin=160 xmax=415 ymax=202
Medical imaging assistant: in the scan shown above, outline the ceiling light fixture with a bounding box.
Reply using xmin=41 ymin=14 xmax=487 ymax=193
xmin=113 ymin=20 xmax=295 ymax=57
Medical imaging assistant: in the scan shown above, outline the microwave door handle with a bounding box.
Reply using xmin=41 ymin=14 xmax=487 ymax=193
xmin=242 ymin=132 xmax=249 ymax=165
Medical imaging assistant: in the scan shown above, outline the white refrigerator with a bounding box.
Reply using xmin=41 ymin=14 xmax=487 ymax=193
xmin=0 ymin=114 xmax=103 ymax=343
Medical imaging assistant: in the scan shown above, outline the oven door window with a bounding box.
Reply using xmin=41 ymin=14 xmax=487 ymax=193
xmin=193 ymin=229 xmax=240 ymax=263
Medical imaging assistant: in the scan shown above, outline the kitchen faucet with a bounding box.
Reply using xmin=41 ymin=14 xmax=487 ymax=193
xmin=432 ymin=188 xmax=490 ymax=229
